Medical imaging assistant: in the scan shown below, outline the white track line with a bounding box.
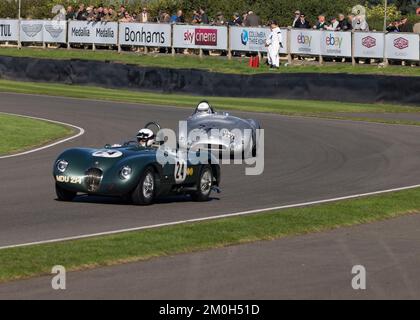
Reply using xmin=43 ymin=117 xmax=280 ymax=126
xmin=1 ymin=183 xmax=420 ymax=250
xmin=0 ymin=112 xmax=85 ymax=159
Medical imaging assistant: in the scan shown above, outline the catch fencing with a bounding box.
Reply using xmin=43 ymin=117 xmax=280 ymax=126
xmin=0 ymin=19 xmax=419 ymax=62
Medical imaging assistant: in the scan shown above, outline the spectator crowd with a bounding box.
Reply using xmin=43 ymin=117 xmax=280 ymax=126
xmin=63 ymin=3 xmax=420 ymax=34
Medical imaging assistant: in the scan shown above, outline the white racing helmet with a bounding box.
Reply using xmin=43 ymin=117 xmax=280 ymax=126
xmin=136 ymin=128 xmax=155 ymax=147
xmin=196 ymin=101 xmax=212 ymax=114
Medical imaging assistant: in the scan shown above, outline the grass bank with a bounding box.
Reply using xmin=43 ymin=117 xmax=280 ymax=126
xmin=0 ymin=79 xmax=419 ymax=126
xmin=1 ymin=187 xmax=420 ymax=282
xmin=0 ymin=113 xmax=74 ymax=156
xmin=0 ymin=47 xmax=419 ymax=76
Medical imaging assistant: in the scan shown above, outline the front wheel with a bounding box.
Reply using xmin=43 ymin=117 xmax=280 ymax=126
xmin=132 ymin=167 xmax=156 ymax=205
xmin=55 ymin=183 xmax=77 ymax=201
xmin=191 ymin=166 xmax=213 ymax=202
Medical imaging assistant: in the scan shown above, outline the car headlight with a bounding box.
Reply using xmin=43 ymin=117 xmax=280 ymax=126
xmin=56 ymin=160 xmax=69 ymax=173
xmin=120 ymin=166 xmax=132 ymax=180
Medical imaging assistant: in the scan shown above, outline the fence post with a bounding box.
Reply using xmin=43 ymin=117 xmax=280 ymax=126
xmin=227 ymin=26 xmax=232 ymax=60
xmin=17 ymin=18 xmax=21 ymax=49
xmin=351 ymin=30 xmax=356 ymax=66
xmin=117 ymin=21 xmax=121 ymax=53
xmin=92 ymin=42 xmax=95 ymax=51
xmin=171 ymin=24 xmax=175 ymax=57
xmin=67 ymin=20 xmax=71 ymax=50
xmin=199 ymin=48 xmax=203 ymax=59
xmin=383 ymin=32 xmax=388 ymax=67
xmin=287 ymin=27 xmax=292 ymax=65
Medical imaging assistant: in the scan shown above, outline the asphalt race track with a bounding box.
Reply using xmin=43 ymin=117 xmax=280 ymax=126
xmin=2 ymin=93 xmax=420 ymax=248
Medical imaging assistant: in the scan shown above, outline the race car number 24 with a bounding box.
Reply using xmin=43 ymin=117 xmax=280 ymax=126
xmin=174 ymin=160 xmax=187 ymax=184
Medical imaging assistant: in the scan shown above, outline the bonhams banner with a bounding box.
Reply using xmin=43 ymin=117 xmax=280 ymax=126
xmin=68 ymin=21 xmax=118 ymax=45
xmin=353 ymin=32 xmax=384 ymax=58
xmin=0 ymin=19 xmax=19 ymax=42
xmin=229 ymin=27 xmax=288 ymax=54
xmin=320 ymin=31 xmax=352 ymax=57
xmin=173 ymin=25 xmax=228 ymax=50
xmin=290 ymin=29 xmax=321 ymax=55
xmin=385 ymin=33 xmax=419 ymax=61
xmin=119 ymin=23 xmax=171 ymax=47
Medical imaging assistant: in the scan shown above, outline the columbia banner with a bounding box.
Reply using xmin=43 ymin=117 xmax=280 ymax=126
xmin=173 ymin=25 xmax=228 ymax=50
xmin=119 ymin=23 xmax=171 ymax=47
xmin=68 ymin=21 xmax=118 ymax=45
xmin=0 ymin=19 xmax=19 ymax=42
xmin=229 ymin=27 xmax=288 ymax=54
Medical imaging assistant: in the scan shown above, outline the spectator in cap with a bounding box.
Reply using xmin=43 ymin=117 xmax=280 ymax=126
xmin=326 ymin=17 xmax=339 ymax=30
xmin=294 ymin=13 xmax=310 ymax=28
xmin=229 ymin=12 xmax=242 ymax=26
xmin=214 ymin=12 xmax=226 ymax=26
xmin=337 ymin=13 xmax=352 ymax=31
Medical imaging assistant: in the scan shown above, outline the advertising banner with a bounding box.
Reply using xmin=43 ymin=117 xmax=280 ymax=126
xmin=43 ymin=20 xmax=67 ymax=43
xmin=353 ymin=32 xmax=385 ymax=58
xmin=68 ymin=21 xmax=118 ymax=45
xmin=173 ymin=25 xmax=228 ymax=50
xmin=229 ymin=27 xmax=288 ymax=54
xmin=385 ymin=33 xmax=419 ymax=61
xmin=119 ymin=22 xmax=171 ymax=47
xmin=290 ymin=29 xmax=321 ymax=55
xmin=20 ymin=19 xmax=44 ymax=43
xmin=320 ymin=31 xmax=352 ymax=57
xmin=0 ymin=19 xmax=19 ymax=42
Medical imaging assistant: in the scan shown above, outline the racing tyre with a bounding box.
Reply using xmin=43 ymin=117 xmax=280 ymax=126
xmin=132 ymin=167 xmax=156 ymax=205
xmin=191 ymin=166 xmax=213 ymax=202
xmin=55 ymin=183 xmax=77 ymax=201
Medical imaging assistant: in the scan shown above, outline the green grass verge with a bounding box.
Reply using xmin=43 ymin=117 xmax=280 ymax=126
xmin=0 ymin=47 xmax=419 ymax=76
xmin=0 ymin=79 xmax=419 ymax=124
xmin=0 ymin=114 xmax=74 ymax=156
xmin=1 ymin=187 xmax=420 ymax=282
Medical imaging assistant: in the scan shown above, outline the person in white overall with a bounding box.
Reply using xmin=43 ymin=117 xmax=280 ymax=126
xmin=265 ymin=20 xmax=283 ymax=69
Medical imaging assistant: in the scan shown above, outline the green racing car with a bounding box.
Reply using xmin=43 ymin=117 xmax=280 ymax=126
xmin=53 ymin=122 xmax=221 ymax=205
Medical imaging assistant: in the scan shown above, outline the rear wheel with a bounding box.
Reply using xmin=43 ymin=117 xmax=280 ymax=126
xmin=55 ymin=183 xmax=77 ymax=202
xmin=191 ymin=166 xmax=213 ymax=202
xmin=132 ymin=167 xmax=156 ymax=205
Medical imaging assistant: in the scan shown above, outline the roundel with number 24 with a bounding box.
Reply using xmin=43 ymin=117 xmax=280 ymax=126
xmin=174 ymin=159 xmax=188 ymax=184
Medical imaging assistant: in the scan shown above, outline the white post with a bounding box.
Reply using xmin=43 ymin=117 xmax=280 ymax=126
xmin=383 ymin=0 xmax=388 ymax=32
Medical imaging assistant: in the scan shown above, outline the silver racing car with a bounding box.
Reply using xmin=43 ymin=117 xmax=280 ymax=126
xmin=180 ymin=101 xmax=261 ymax=158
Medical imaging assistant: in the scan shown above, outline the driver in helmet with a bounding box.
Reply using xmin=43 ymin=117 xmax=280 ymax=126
xmin=136 ymin=128 xmax=155 ymax=147
xmin=196 ymin=101 xmax=212 ymax=115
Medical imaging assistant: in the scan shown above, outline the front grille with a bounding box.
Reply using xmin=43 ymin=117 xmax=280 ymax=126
xmin=85 ymin=168 xmax=103 ymax=192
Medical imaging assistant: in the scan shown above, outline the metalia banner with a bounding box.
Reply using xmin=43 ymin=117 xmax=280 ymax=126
xmin=68 ymin=21 xmax=118 ymax=45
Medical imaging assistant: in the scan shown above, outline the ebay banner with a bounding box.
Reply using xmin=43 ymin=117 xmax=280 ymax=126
xmin=320 ymin=31 xmax=352 ymax=57
xmin=173 ymin=25 xmax=228 ymax=50
xmin=290 ymin=29 xmax=321 ymax=55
